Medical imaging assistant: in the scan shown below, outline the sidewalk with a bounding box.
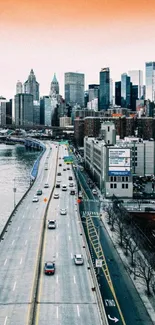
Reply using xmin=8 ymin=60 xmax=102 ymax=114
xmin=100 ymin=210 xmax=155 ymax=324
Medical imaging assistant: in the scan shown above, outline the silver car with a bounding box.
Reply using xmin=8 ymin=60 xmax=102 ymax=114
xmin=48 ymin=220 xmax=56 ymax=229
xmin=74 ymin=254 xmax=84 ymax=265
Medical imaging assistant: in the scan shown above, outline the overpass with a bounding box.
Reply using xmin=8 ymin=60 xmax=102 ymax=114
xmin=0 ymin=124 xmax=74 ymax=131
xmin=0 ymin=142 xmax=107 ymax=325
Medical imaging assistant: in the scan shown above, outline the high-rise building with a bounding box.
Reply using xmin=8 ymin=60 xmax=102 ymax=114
xmin=24 ymin=69 xmax=39 ymax=101
xmin=0 ymin=96 xmax=7 ymax=125
xmin=65 ymin=72 xmax=84 ymax=107
xmin=6 ymin=99 xmax=12 ymax=125
xmin=40 ymin=96 xmax=52 ymax=126
xmin=33 ymin=101 xmax=40 ymax=125
xmin=99 ymin=68 xmax=110 ymax=110
xmin=88 ymin=84 xmax=99 ymax=102
xmin=131 ymin=85 xmax=138 ymax=111
xmin=15 ymin=93 xmax=33 ymax=126
xmin=121 ymin=73 xmax=131 ymax=108
xmin=145 ymin=62 xmax=155 ymax=102
xmin=115 ymin=81 xmax=121 ymax=106
xmin=110 ymin=78 xmax=113 ymax=105
xmin=50 ymin=73 xmax=59 ymax=97
xmin=16 ymin=80 xmax=23 ymax=94
xmin=128 ymin=70 xmax=143 ymax=99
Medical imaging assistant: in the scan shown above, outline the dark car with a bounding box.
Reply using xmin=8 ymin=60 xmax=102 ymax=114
xmin=57 ymin=172 xmax=61 ymax=176
xmin=37 ymin=189 xmax=42 ymax=195
xmin=59 ymin=164 xmax=62 ymax=166
xmin=68 ymin=176 xmax=73 ymax=180
xmin=44 ymin=261 xmax=55 ymax=275
xmin=56 ymin=184 xmax=60 ymax=188
xmin=70 ymin=190 xmax=75 ymax=195
xmin=63 ymin=168 xmax=66 ymax=171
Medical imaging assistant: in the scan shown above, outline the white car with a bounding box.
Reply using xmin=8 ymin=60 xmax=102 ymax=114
xmin=92 ymin=189 xmax=97 ymax=195
xmin=48 ymin=220 xmax=56 ymax=229
xmin=44 ymin=183 xmax=49 ymax=188
xmin=69 ymin=182 xmax=74 ymax=187
xmin=60 ymin=208 xmax=67 ymax=215
xmin=57 ymin=179 xmax=61 ymax=183
xmin=74 ymin=254 xmax=84 ymax=265
xmin=32 ymin=196 xmax=39 ymax=202
xmin=62 ymin=185 xmax=67 ymax=191
xmin=54 ymin=193 xmax=59 ymax=199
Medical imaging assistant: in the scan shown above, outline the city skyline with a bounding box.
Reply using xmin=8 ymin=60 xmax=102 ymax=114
xmin=0 ymin=0 xmax=155 ymax=99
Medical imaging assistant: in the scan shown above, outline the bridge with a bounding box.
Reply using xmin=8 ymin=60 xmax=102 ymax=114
xmin=0 ymin=142 xmax=107 ymax=325
xmin=0 ymin=124 xmax=74 ymax=131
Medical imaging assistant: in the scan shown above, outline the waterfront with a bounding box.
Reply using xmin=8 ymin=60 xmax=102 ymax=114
xmin=0 ymin=144 xmax=40 ymax=232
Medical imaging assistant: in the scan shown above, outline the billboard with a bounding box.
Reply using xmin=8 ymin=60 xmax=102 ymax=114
xmin=108 ymin=148 xmax=131 ymax=176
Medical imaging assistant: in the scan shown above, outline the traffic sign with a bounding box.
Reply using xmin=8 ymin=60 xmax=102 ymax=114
xmin=95 ymin=259 xmax=102 ymax=268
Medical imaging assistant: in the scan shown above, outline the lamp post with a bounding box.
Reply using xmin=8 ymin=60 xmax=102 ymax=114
xmin=13 ymin=178 xmax=16 ymax=209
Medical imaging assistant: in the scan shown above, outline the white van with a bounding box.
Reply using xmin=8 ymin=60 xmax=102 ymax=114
xmin=62 ymin=184 xmax=67 ymax=191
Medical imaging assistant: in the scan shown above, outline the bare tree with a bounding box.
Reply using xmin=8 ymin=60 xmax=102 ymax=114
xmin=128 ymin=238 xmax=139 ymax=266
xmin=133 ymin=254 xmax=155 ymax=296
xmin=122 ymin=231 xmax=130 ymax=256
xmin=115 ymin=212 xmax=125 ymax=247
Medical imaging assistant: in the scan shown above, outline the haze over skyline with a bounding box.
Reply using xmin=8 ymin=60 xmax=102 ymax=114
xmin=0 ymin=0 xmax=155 ymax=99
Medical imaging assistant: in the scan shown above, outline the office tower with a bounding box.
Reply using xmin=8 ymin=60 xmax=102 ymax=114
xmin=40 ymin=96 xmax=52 ymax=126
xmin=6 ymin=99 xmax=12 ymax=125
xmin=99 ymin=68 xmax=110 ymax=110
xmin=88 ymin=84 xmax=99 ymax=102
xmin=33 ymin=101 xmax=40 ymax=125
xmin=115 ymin=81 xmax=121 ymax=106
xmin=65 ymin=72 xmax=84 ymax=107
xmin=145 ymin=62 xmax=155 ymax=101
xmin=50 ymin=73 xmax=59 ymax=97
xmin=131 ymin=85 xmax=138 ymax=111
xmin=15 ymin=93 xmax=33 ymax=126
xmin=110 ymin=79 xmax=113 ymax=105
xmin=24 ymin=69 xmax=39 ymax=101
xmin=0 ymin=96 xmax=7 ymax=125
xmin=121 ymin=73 xmax=131 ymax=108
xmin=84 ymin=91 xmax=89 ymax=108
xmin=128 ymin=70 xmax=143 ymax=99
xmin=16 ymin=80 xmax=23 ymax=94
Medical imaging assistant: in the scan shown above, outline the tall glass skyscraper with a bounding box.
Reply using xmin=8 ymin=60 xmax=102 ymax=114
xmin=65 ymin=72 xmax=84 ymax=107
xmin=99 ymin=68 xmax=110 ymax=110
xmin=128 ymin=70 xmax=143 ymax=99
xmin=24 ymin=69 xmax=39 ymax=101
xmin=145 ymin=62 xmax=155 ymax=102
xmin=121 ymin=73 xmax=131 ymax=108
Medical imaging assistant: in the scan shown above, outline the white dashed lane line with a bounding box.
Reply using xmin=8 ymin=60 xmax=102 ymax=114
xmin=13 ymin=281 xmax=16 ymax=291
xmin=20 ymin=258 xmax=22 ymax=265
xmin=77 ymin=305 xmax=80 ymax=317
xmin=73 ymin=276 xmax=76 ymax=284
xmin=12 ymin=240 xmax=15 ymax=246
xmin=4 ymin=316 xmax=8 ymax=325
xmin=4 ymin=259 xmax=7 ymax=266
xmin=25 ymin=240 xmax=27 ymax=245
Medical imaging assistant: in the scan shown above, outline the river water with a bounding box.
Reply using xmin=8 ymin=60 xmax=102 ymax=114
xmin=0 ymin=144 xmax=40 ymax=232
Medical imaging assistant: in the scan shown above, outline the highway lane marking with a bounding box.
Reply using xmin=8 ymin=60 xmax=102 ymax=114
xmin=56 ymin=275 xmax=59 ymax=284
xmin=25 ymin=240 xmax=27 ymax=245
xmin=71 ymin=253 xmax=73 ymax=258
xmin=29 ymin=226 xmax=31 ymax=230
xmin=56 ymin=252 xmax=58 ymax=258
xmin=20 ymin=258 xmax=22 ymax=265
xmin=56 ymin=235 xmax=58 ymax=241
xmin=68 ymin=236 xmax=71 ymax=241
xmin=56 ymin=306 xmax=59 ymax=319
xmin=4 ymin=316 xmax=7 ymax=325
xmin=12 ymin=240 xmax=15 ymax=246
xmin=73 ymin=276 xmax=76 ymax=284
xmin=17 ymin=227 xmax=20 ymax=231
xmin=22 ymin=215 xmax=25 ymax=218
xmin=13 ymin=281 xmax=16 ymax=291
xmin=77 ymin=305 xmax=80 ymax=317
xmin=68 ymin=223 xmax=70 ymax=227
xmin=33 ymin=215 xmax=34 ymax=218
xmin=4 ymin=259 xmax=7 ymax=266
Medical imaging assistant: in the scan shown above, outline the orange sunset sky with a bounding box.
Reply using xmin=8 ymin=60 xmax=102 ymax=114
xmin=0 ymin=0 xmax=155 ymax=98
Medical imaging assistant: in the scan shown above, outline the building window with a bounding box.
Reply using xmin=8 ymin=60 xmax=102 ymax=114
xmin=122 ymin=184 xmax=124 ymax=188
xmin=114 ymin=183 xmax=117 ymax=188
xmin=122 ymin=176 xmax=125 ymax=182
xmin=135 ymin=152 xmax=137 ymax=156
xmin=110 ymin=183 xmax=113 ymax=188
xmin=114 ymin=176 xmax=116 ymax=182
xmin=111 ymin=177 xmax=113 ymax=181
xmin=135 ymin=157 xmax=137 ymax=161
xmin=126 ymin=184 xmax=128 ymax=189
xmin=135 ymin=163 xmax=137 ymax=166
xmin=108 ymin=126 xmax=110 ymax=132
xmin=135 ymin=147 xmax=137 ymax=151
xmin=126 ymin=177 xmax=128 ymax=181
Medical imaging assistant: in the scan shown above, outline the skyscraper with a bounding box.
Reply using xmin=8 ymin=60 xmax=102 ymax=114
xmin=50 ymin=73 xmax=59 ymax=97
xmin=128 ymin=70 xmax=143 ymax=99
xmin=88 ymin=84 xmax=99 ymax=102
xmin=110 ymin=78 xmax=113 ymax=106
xmin=40 ymin=96 xmax=52 ymax=126
xmin=131 ymin=85 xmax=138 ymax=111
xmin=65 ymin=72 xmax=84 ymax=107
xmin=24 ymin=69 xmax=39 ymax=101
xmin=115 ymin=81 xmax=121 ymax=106
xmin=145 ymin=62 xmax=155 ymax=101
xmin=99 ymin=68 xmax=110 ymax=110
xmin=121 ymin=73 xmax=131 ymax=108
xmin=15 ymin=93 xmax=33 ymax=126
xmin=16 ymin=80 xmax=23 ymax=94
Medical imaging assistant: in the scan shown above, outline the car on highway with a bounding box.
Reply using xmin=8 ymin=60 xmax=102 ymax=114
xmin=55 ymin=183 xmax=60 ymax=188
xmin=69 ymin=182 xmax=74 ymax=187
xmin=74 ymin=254 xmax=84 ymax=265
xmin=57 ymin=179 xmax=61 ymax=183
xmin=68 ymin=176 xmax=73 ymax=180
xmin=70 ymin=190 xmax=75 ymax=195
xmin=60 ymin=208 xmax=67 ymax=215
xmin=59 ymin=164 xmax=62 ymax=166
xmin=44 ymin=183 xmax=49 ymax=188
xmin=44 ymin=261 xmax=55 ymax=275
xmin=67 ymin=167 xmax=70 ymax=170
xmin=57 ymin=172 xmax=61 ymax=176
xmin=54 ymin=193 xmax=59 ymax=199
xmin=63 ymin=168 xmax=66 ymax=171
xmin=32 ymin=196 xmax=39 ymax=202
xmin=62 ymin=184 xmax=67 ymax=191
xmin=78 ymin=191 xmax=82 ymax=199
xmin=48 ymin=220 xmax=56 ymax=229
xmin=45 ymin=166 xmax=48 ymax=170
xmin=92 ymin=189 xmax=97 ymax=195
xmin=37 ymin=189 xmax=42 ymax=195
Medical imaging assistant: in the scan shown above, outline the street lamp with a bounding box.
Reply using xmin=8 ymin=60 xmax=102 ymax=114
xmin=13 ymin=178 xmax=17 ymax=209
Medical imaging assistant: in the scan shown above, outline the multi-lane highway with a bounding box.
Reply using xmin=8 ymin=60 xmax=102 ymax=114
xmin=0 ymin=142 xmax=104 ymax=325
